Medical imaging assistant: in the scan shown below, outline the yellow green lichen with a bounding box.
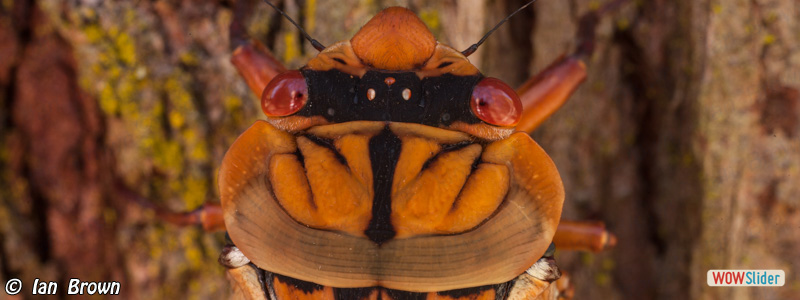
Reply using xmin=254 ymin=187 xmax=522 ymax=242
xmin=763 ymin=34 xmax=776 ymax=46
xmin=78 ymin=6 xmax=216 ymax=261
xmin=59 ymin=3 xmax=251 ymax=297
xmin=180 ymin=176 xmax=208 ymax=210
xmin=594 ymin=272 xmax=611 ymax=286
xmin=581 ymin=252 xmax=595 ymax=265
xmin=602 ymin=257 xmax=615 ymax=271
xmin=419 ymin=9 xmax=441 ymax=33
xmin=712 ymin=3 xmax=723 ymax=14
xmin=305 ymin=0 xmax=317 ymax=34
xmin=589 ymin=1 xmax=601 ymax=11
xmin=181 ymin=231 xmax=206 ymax=269
xmin=616 ymin=18 xmax=630 ymax=31
xmin=283 ymin=32 xmax=301 ymax=63
xmin=223 ymin=95 xmax=244 ymax=125
xmin=180 ymin=51 xmax=200 ymax=66
xmin=115 ymin=32 xmax=137 ymax=65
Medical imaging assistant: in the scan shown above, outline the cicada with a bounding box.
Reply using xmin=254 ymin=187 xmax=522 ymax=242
xmin=184 ymin=2 xmax=619 ymax=299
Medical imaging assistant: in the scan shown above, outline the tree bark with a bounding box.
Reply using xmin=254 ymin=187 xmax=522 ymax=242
xmin=0 ymin=0 xmax=798 ymax=299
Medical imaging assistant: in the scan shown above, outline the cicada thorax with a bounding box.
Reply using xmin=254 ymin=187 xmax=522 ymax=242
xmin=219 ymin=6 xmax=564 ymax=299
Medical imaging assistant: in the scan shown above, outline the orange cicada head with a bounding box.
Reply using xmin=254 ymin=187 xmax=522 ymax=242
xmin=261 ymin=7 xmax=523 ymax=138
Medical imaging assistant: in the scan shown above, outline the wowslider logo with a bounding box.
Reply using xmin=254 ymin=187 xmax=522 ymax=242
xmin=707 ymin=270 xmax=785 ymax=286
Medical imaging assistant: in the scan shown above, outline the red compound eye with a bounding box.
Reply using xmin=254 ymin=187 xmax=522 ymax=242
xmin=261 ymin=71 xmax=308 ymax=117
xmin=470 ymin=77 xmax=522 ymax=126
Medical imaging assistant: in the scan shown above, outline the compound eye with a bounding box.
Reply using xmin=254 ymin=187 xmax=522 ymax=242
xmin=469 ymin=77 xmax=522 ymax=127
xmin=261 ymin=71 xmax=308 ymax=117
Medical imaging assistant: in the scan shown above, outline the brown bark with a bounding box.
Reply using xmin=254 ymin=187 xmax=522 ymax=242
xmin=0 ymin=0 xmax=798 ymax=299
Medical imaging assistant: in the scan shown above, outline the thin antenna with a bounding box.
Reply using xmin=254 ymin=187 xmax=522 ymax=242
xmin=262 ymin=0 xmax=326 ymax=51
xmin=461 ymin=0 xmax=538 ymax=57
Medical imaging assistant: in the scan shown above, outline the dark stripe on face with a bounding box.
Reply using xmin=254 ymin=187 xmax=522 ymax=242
xmin=435 ymin=285 xmax=495 ymax=298
xmin=300 ymin=69 xmax=483 ymax=126
xmin=438 ymin=282 xmax=515 ymax=300
xmin=421 ymin=140 xmax=476 ymax=171
xmin=365 ymin=127 xmax=401 ymax=245
xmin=273 ymin=273 xmax=325 ymax=293
xmin=302 ymin=134 xmax=348 ymax=166
xmin=493 ymin=281 xmax=513 ymax=300
xmin=266 ymin=271 xmax=518 ymax=300
xmin=334 ymin=287 xmax=376 ymax=300
xmin=382 ymin=289 xmax=427 ymax=300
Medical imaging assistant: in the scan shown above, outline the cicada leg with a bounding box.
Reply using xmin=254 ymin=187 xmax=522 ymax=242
xmin=544 ymin=220 xmax=616 ymax=299
xmin=516 ymin=0 xmax=629 ymax=133
xmin=502 ymin=223 xmax=614 ymax=298
xmin=115 ymin=180 xmax=226 ymax=232
xmin=554 ymin=220 xmax=617 ymax=252
xmin=515 ymin=55 xmax=586 ymax=133
xmin=230 ymin=0 xmax=287 ymax=97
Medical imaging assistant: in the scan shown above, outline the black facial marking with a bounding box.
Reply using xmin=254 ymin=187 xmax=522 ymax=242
xmin=436 ymin=284 xmax=495 ymax=298
xmin=437 ymin=61 xmax=454 ymax=69
xmin=302 ymin=135 xmax=348 ymax=167
xmin=334 ymin=287 xmax=376 ymax=300
xmin=365 ymin=128 xmax=401 ymax=245
xmin=293 ymin=148 xmax=306 ymax=169
xmin=420 ymin=141 xmax=475 ymax=171
xmin=272 ymin=273 xmax=325 ymax=293
xmin=255 ymin=265 xmax=269 ymax=298
xmin=299 ymin=69 xmax=482 ymax=126
xmin=493 ymin=281 xmax=516 ymax=300
xmin=266 ymin=270 xmax=516 ymax=299
xmin=382 ymin=289 xmax=427 ymax=300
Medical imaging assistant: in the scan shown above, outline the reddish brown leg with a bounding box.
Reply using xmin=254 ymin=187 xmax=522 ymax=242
xmin=231 ymin=42 xmax=287 ymax=97
xmin=516 ymin=56 xmax=586 ymax=133
xmin=516 ymin=0 xmax=628 ymax=133
xmin=115 ymin=180 xmax=226 ymax=231
xmin=553 ymin=220 xmax=617 ymax=252
xmin=230 ymin=0 xmax=287 ymax=97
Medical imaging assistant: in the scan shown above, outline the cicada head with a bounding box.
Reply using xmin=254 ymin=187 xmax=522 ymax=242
xmin=220 ymin=6 xmax=564 ymax=293
xmin=262 ymin=7 xmax=523 ymax=138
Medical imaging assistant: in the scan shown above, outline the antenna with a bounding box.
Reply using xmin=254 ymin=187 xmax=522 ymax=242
xmin=262 ymin=0 xmax=326 ymax=51
xmin=461 ymin=0 xmax=538 ymax=57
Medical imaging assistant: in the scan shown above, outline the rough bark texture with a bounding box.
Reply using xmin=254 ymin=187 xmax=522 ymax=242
xmin=0 ymin=0 xmax=798 ymax=299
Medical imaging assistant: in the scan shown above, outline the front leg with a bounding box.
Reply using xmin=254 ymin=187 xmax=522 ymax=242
xmin=515 ymin=0 xmax=629 ymax=133
xmin=516 ymin=56 xmax=587 ymax=133
xmin=230 ymin=0 xmax=288 ymax=97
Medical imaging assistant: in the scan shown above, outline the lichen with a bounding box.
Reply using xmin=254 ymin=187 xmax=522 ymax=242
xmin=66 ymin=4 xmax=225 ymax=297
xmin=763 ymin=34 xmax=776 ymax=45
xmin=283 ymin=32 xmax=301 ymax=64
xmin=305 ymin=0 xmax=317 ymax=34
xmin=419 ymin=9 xmax=441 ymax=35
